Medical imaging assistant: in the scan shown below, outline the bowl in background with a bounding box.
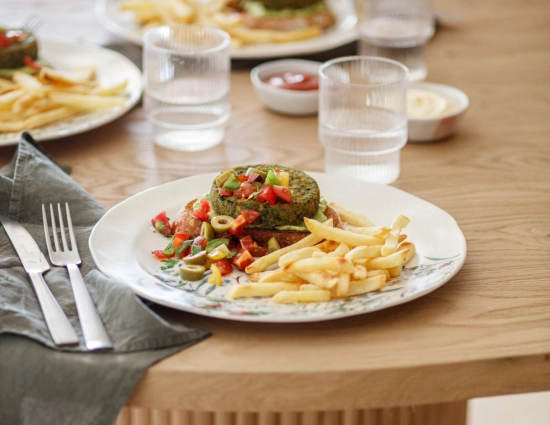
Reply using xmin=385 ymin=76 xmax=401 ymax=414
xmin=407 ymin=82 xmax=469 ymax=143
xmin=250 ymin=59 xmax=321 ymax=116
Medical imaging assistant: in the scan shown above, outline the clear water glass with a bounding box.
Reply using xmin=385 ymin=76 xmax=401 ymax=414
xmin=143 ymin=25 xmax=231 ymax=151
xmin=318 ymin=56 xmax=409 ymax=185
xmin=358 ymin=0 xmax=435 ymax=81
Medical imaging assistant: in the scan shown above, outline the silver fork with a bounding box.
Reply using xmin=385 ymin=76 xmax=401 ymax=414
xmin=42 ymin=203 xmax=113 ymax=351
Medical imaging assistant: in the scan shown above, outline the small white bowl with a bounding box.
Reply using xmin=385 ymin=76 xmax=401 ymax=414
xmin=250 ymin=59 xmax=321 ymax=116
xmin=407 ymin=82 xmax=470 ymax=143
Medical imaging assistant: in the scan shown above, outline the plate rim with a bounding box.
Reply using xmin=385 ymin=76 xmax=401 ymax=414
xmin=0 ymin=39 xmax=143 ymax=147
xmin=94 ymin=0 xmax=359 ymax=59
xmin=89 ymin=172 xmax=467 ymax=323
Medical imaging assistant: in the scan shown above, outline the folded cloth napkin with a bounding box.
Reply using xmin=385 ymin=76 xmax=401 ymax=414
xmin=0 ymin=134 xmax=210 ymax=425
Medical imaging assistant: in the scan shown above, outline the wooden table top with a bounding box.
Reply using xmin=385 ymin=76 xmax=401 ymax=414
xmin=1 ymin=0 xmax=549 ymax=413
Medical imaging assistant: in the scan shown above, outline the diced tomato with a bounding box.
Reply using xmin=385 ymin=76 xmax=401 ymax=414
xmin=253 ymin=245 xmax=268 ymax=257
xmin=192 ymin=235 xmax=208 ymax=250
xmin=0 ymin=33 xmax=9 ymax=48
xmin=256 ymin=185 xmax=276 ymax=205
xmin=232 ymin=250 xmax=254 ymax=271
xmin=228 ymin=214 xmax=247 ymax=238
xmin=23 ymin=56 xmax=41 ymax=70
xmin=233 ymin=182 xmax=256 ymax=199
xmin=273 ymin=185 xmax=292 ymax=203
xmin=152 ymin=249 xmax=174 ymax=259
xmin=237 ymin=175 xmax=249 ymax=182
xmin=214 ymin=259 xmax=233 ymax=275
xmin=171 ymin=234 xmax=187 ymax=249
xmin=151 ymin=211 xmax=172 ymax=236
xmin=219 ymin=188 xmax=233 ymax=197
xmin=241 ymin=209 xmax=260 ymax=224
xmin=192 ymin=198 xmax=211 ymax=221
xmin=240 ymin=235 xmax=268 ymax=257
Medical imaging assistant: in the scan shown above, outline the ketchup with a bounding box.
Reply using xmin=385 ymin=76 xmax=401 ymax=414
xmin=262 ymin=72 xmax=319 ymax=91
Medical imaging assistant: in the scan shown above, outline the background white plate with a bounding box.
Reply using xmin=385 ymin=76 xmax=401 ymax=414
xmin=0 ymin=40 xmax=142 ymax=147
xmin=89 ymin=172 xmax=467 ymax=323
xmin=95 ymin=0 xmax=358 ymax=59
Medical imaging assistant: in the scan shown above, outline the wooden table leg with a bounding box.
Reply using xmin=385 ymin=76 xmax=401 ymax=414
xmin=114 ymin=401 xmax=467 ymax=425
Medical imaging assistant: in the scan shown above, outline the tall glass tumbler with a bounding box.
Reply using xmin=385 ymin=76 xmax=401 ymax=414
xmin=319 ymin=56 xmax=409 ymax=185
xmin=358 ymin=0 xmax=434 ymax=81
xmin=143 ymin=25 xmax=231 ymax=151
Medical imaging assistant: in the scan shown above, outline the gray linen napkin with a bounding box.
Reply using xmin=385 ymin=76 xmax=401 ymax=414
xmin=0 ymin=135 xmax=210 ymax=425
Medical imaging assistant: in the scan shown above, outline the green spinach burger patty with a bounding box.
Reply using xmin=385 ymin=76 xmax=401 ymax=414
xmin=210 ymin=164 xmax=320 ymax=228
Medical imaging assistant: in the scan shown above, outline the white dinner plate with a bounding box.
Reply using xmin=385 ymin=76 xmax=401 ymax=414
xmin=89 ymin=172 xmax=467 ymax=323
xmin=0 ymin=40 xmax=142 ymax=147
xmin=95 ymin=0 xmax=358 ymax=59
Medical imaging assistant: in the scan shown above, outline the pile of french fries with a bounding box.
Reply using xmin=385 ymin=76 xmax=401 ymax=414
xmin=119 ymin=0 xmax=323 ymax=48
xmin=0 ymin=67 xmax=128 ymax=133
xmin=228 ymin=203 xmax=416 ymax=303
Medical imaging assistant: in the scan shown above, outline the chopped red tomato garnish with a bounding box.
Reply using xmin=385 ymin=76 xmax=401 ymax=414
xmin=256 ymin=185 xmax=276 ymax=205
xmin=172 ymin=232 xmax=190 ymax=248
xmin=237 ymin=175 xmax=249 ymax=183
xmin=228 ymin=214 xmax=247 ymax=238
xmin=233 ymin=250 xmax=254 ymax=271
xmin=23 ymin=56 xmax=42 ymax=70
xmin=273 ymin=185 xmax=292 ymax=203
xmin=192 ymin=198 xmax=211 ymax=221
xmin=233 ymin=182 xmax=256 ymax=199
xmin=241 ymin=209 xmax=260 ymax=224
xmin=214 ymin=259 xmax=233 ymax=275
xmin=151 ymin=211 xmax=172 ymax=236
xmin=152 ymin=249 xmax=174 ymax=259
xmin=240 ymin=235 xmax=268 ymax=257
xmin=192 ymin=235 xmax=208 ymax=250
xmin=0 ymin=33 xmax=9 ymax=48
xmin=219 ymin=188 xmax=233 ymax=197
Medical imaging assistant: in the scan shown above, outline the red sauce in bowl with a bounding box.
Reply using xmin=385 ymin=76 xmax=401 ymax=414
xmin=262 ymin=72 xmax=319 ymax=91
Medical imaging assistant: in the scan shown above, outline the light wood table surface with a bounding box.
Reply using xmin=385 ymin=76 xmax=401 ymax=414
xmin=1 ymin=1 xmax=549 ymax=424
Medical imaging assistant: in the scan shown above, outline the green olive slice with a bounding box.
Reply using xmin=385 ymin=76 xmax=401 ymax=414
xmin=200 ymin=221 xmax=215 ymax=241
xmin=211 ymin=215 xmax=234 ymax=233
xmin=179 ymin=265 xmax=206 ymax=281
xmin=183 ymin=251 xmax=207 ymax=266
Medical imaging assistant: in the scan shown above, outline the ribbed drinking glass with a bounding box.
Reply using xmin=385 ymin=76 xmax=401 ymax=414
xmin=319 ymin=56 xmax=409 ymax=185
xmin=143 ymin=25 xmax=231 ymax=151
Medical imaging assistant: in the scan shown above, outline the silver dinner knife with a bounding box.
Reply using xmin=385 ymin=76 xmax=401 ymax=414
xmin=0 ymin=216 xmax=79 ymax=346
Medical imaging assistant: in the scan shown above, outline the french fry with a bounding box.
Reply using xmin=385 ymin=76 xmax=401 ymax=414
xmin=326 ymin=243 xmax=350 ymax=257
xmin=295 ymin=270 xmax=340 ymax=289
xmin=228 ymin=282 xmax=300 ymax=299
xmin=365 ymin=242 xmax=416 ymax=270
xmin=285 ymin=256 xmax=355 ymax=275
xmin=272 ymin=289 xmax=331 ymax=304
xmin=347 ymin=275 xmax=387 ymax=296
xmin=279 ymin=247 xmax=321 ymax=267
xmin=24 ymin=106 xmax=80 ymax=130
xmin=245 ymin=218 xmax=333 ymax=274
xmin=345 ymin=225 xmax=391 ymax=237
xmin=329 ymin=202 xmax=376 ymax=227
xmin=304 ymin=217 xmax=385 ymax=247
xmin=48 ymin=92 xmax=127 ymax=109
xmin=387 ymin=265 xmax=402 ymax=278
xmin=300 ymin=284 xmax=322 ymax=291
xmin=352 ymin=265 xmax=367 ymax=280
xmin=345 ymin=245 xmax=383 ymax=261
xmin=336 ymin=273 xmax=350 ymax=297
xmin=314 ymin=239 xmax=340 ymax=253
xmin=381 ymin=214 xmax=410 ymax=256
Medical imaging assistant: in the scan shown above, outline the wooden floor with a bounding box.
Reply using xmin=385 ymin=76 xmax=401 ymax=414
xmin=467 ymin=392 xmax=550 ymax=425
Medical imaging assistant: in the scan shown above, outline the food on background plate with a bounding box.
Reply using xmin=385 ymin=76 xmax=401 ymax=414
xmin=118 ymin=0 xmax=335 ymax=47
xmin=0 ymin=27 xmax=40 ymax=73
xmin=0 ymin=53 xmax=129 ymax=133
xmin=149 ymin=165 xmax=416 ymax=303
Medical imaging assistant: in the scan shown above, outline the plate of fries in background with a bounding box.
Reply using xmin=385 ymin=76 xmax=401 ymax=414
xmin=0 ymin=40 xmax=142 ymax=146
xmin=90 ymin=172 xmax=467 ymax=323
xmin=95 ymin=0 xmax=358 ymax=59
